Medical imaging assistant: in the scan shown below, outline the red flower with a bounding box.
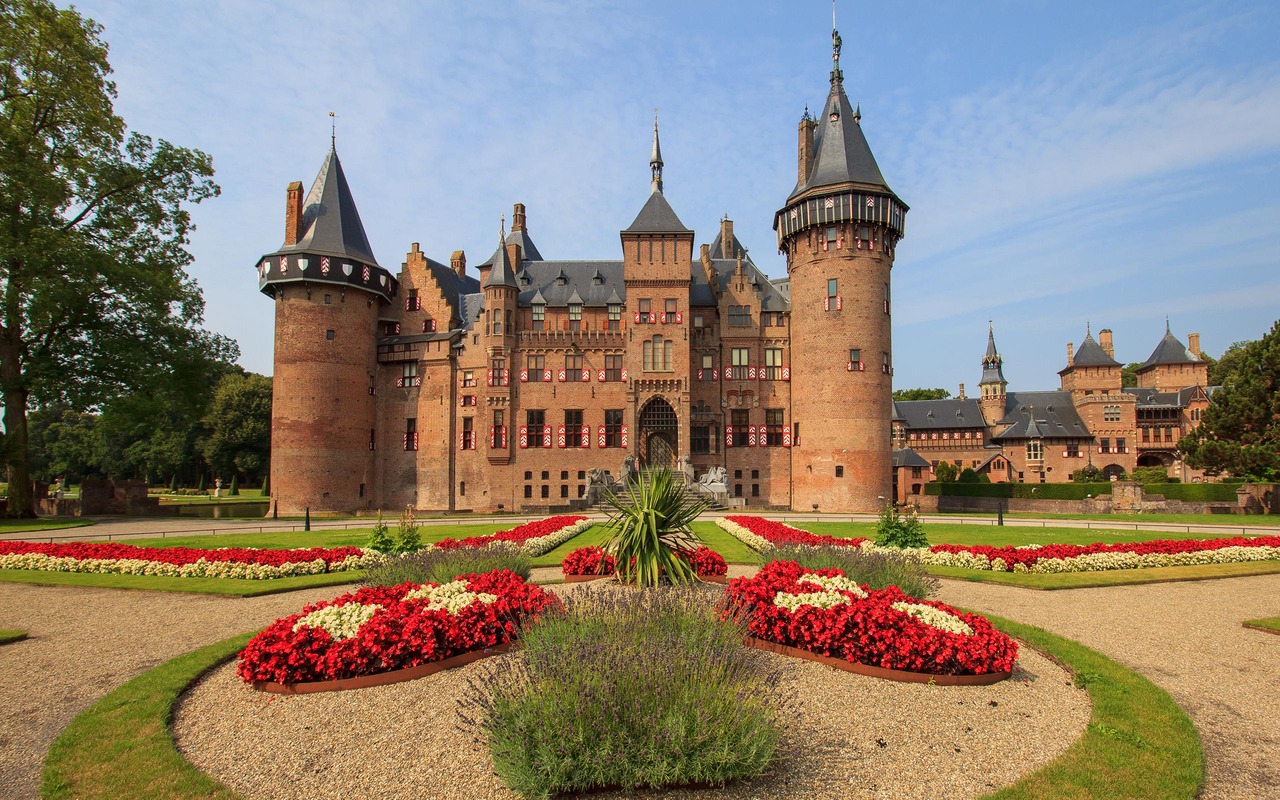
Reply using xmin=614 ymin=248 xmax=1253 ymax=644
xmin=435 ymin=515 xmax=587 ymax=550
xmin=928 ymin=535 xmax=1280 ymax=571
xmin=0 ymin=540 xmax=363 ymax=569
xmin=724 ymin=515 xmax=866 ymax=548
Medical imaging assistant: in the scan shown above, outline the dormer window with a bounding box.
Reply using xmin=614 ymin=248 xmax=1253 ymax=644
xmin=607 ymin=303 xmax=621 ymax=331
xmin=531 ymin=303 xmax=545 ymax=331
xmin=829 ymin=109 xmax=839 ymax=123
xmin=556 ymin=270 xmax=568 ymax=286
xmin=568 ymin=303 xmax=582 ymax=332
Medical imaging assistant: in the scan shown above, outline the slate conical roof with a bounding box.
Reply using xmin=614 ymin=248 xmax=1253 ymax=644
xmin=1062 ymin=330 xmax=1120 ymax=372
xmin=980 ymin=325 xmax=1007 ymax=386
xmin=483 ymin=230 xmax=518 ymax=289
xmin=623 ymin=188 xmax=691 ymax=234
xmin=790 ymin=35 xmax=894 ymax=201
xmin=280 ymin=146 xmax=380 ymax=266
xmin=1139 ymin=328 xmax=1201 ymax=370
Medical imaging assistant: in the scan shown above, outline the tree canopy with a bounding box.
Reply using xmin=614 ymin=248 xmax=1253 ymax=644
xmin=1179 ymin=320 xmax=1280 ymax=481
xmin=1 ymin=0 xmax=227 ymax=515
xmin=892 ymin=388 xmax=952 ymax=402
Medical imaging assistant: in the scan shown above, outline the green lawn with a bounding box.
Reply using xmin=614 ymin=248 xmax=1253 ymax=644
xmin=692 ymin=521 xmax=765 ymax=564
xmin=101 ymin=523 xmax=512 ymax=550
xmin=943 ymin=511 xmax=1280 ymax=527
xmin=929 ymin=560 xmax=1280 ymax=590
xmin=40 ymin=616 xmax=1203 ymax=800
xmin=530 ymin=525 xmax=610 ymax=567
xmin=1242 ymin=616 xmax=1280 ymax=634
xmin=794 ymin=521 xmax=1265 ymax=548
xmin=0 ymin=628 xmax=27 ymax=645
xmin=0 ymin=519 xmax=94 ymax=533
xmin=0 ymin=568 xmax=358 ymax=597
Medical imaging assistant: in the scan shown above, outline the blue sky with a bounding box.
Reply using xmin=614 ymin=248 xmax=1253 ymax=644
xmin=73 ymin=0 xmax=1280 ymax=391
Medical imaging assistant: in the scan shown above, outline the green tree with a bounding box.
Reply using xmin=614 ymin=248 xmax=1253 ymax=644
xmin=1205 ymin=341 xmax=1251 ymax=388
xmin=1180 ymin=320 xmax=1280 ymax=480
xmin=1121 ymin=362 xmax=1142 ymax=388
xmin=0 ymin=1 xmax=223 ymax=516
xmin=26 ymin=405 xmax=96 ymax=482
xmin=200 ymin=373 xmax=272 ymax=484
xmin=934 ymin=461 xmax=959 ymax=483
xmin=892 ymin=388 xmax=952 ymax=401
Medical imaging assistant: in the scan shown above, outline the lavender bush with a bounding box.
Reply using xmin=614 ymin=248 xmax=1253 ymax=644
xmin=360 ymin=541 xmax=532 ymax=587
xmin=461 ymin=584 xmax=789 ymax=798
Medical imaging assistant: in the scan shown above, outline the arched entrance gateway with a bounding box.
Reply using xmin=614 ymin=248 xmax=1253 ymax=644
xmin=638 ymin=397 xmax=678 ymax=469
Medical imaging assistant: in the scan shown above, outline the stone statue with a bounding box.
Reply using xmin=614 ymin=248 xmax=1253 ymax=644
xmin=621 ymin=454 xmax=639 ymax=486
xmin=698 ymin=466 xmax=728 ymax=492
xmin=585 ymin=467 xmax=618 ymax=506
xmin=679 ymin=455 xmax=694 ymax=483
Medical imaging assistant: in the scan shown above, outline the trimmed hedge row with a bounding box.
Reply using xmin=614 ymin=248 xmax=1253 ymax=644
xmin=924 ymin=483 xmax=1113 ymax=500
xmin=1142 ymin=483 xmax=1239 ymax=502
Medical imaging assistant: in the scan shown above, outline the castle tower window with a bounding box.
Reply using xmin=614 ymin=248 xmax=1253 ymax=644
xmin=728 ymin=305 xmax=751 ymax=327
xmin=527 ymin=354 xmax=545 ymax=381
xmin=604 ymin=409 xmax=624 ymax=448
xmin=765 ymin=348 xmax=783 ymax=380
xmin=849 ymin=348 xmax=862 ymax=370
xmin=607 ymin=303 xmax=621 ymax=330
xmin=691 ymin=425 xmax=711 ymax=454
xmin=404 ymin=418 xmax=418 ymax=451
xmin=883 ymin=282 xmax=891 ymax=314
xmin=422 ymin=318 xmax=436 ymax=333
xmin=701 ymin=353 xmax=715 ymax=381
xmin=643 ymin=336 xmax=672 ymax=372
xmin=324 ymin=294 xmax=332 ymax=305
xmin=405 ymin=289 xmax=420 ymax=311
xmin=731 ymin=409 xmax=750 ymax=447
xmin=491 ymin=310 xmax=502 ymax=336
xmin=765 ymin=409 xmax=784 ymax=446
xmin=569 ymin=303 xmax=582 ymax=331
xmin=325 ymin=329 xmax=335 ymax=341
xmin=527 ymin=410 xmax=546 ymax=448
xmin=604 ymin=354 xmax=622 ymax=382
xmin=882 ymin=352 xmax=891 ymax=374
xmin=532 ymin=303 xmax=545 ymax=331
xmin=637 ymin=298 xmax=651 ymax=324
xmin=566 ymin=353 xmax=585 ymax=381
xmin=731 ymin=347 xmax=750 ymax=380
xmin=462 ymin=370 xmax=476 ymax=388
xmin=1027 ymin=439 xmax=1043 ymax=461
xmin=665 ymin=298 xmax=678 ymax=319
xmin=461 ymin=418 xmax=475 ymax=450
xmin=565 ymin=409 xmax=584 ymax=448
xmin=1103 ymin=405 xmax=1121 ymax=422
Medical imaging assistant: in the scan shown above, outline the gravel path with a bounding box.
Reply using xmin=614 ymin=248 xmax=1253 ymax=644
xmin=174 ymin=584 xmax=1088 ymax=800
xmin=936 ymin=573 xmax=1280 ymax=800
xmin=0 ymin=582 xmax=353 ymax=800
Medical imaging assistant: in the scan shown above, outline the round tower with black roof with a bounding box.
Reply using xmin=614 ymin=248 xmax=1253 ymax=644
xmin=255 ymin=145 xmax=397 ymax=514
xmin=773 ymin=27 xmax=908 ymax=512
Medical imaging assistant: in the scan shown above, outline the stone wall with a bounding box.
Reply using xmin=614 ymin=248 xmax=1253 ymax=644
xmin=78 ymin=479 xmax=160 ymax=516
xmin=912 ymin=482 xmax=1268 ymax=516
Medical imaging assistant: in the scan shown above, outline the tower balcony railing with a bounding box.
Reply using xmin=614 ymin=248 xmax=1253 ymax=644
xmin=517 ymin=328 xmax=625 ymax=348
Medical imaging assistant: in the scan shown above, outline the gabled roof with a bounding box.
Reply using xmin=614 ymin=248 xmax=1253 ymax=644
xmin=459 ymin=292 xmax=484 ymax=331
xmin=1138 ymin=329 xmax=1202 ymax=371
xmin=892 ymin=399 xmax=987 ymax=430
xmin=420 ymin=256 xmax=479 ymax=325
xmin=483 ymin=238 xmax=518 ymax=289
xmin=994 ymin=391 xmax=1091 ymax=440
xmin=622 ymin=190 xmax=691 ymax=234
xmin=707 ymin=228 xmax=747 ymax=260
xmin=276 ymin=147 xmax=380 ymax=266
xmin=505 ymin=228 xmax=543 ymax=261
xmin=1060 ymin=331 xmax=1119 ymax=373
xmin=693 ymin=256 xmax=790 ymax=311
xmin=516 ymin=261 xmax=626 ymax=307
xmin=892 ymin=448 xmax=931 ymax=469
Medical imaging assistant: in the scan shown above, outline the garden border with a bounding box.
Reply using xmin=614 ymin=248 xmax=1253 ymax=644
xmin=744 ymin=636 xmax=1011 ymax=686
xmin=251 ymin=642 xmax=513 ymax=694
xmin=562 ymin=573 xmax=728 ymax=585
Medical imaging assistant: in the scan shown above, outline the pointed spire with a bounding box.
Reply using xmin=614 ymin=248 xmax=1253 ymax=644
xmin=854 ymin=103 xmax=861 ymax=124
xmin=484 ymin=214 xmax=517 ymax=288
xmin=329 ymin=111 xmax=336 ymax=148
xmin=980 ymin=323 xmax=1007 ymax=389
xmin=276 ymin=144 xmax=379 ymax=266
xmin=650 ymin=109 xmax=664 ymax=194
xmin=830 ymin=23 xmax=843 ymax=86
xmin=1165 ymin=315 xmax=1171 ymax=335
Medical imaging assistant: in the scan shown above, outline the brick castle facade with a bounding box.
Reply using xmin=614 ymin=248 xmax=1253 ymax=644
xmin=256 ymin=31 xmax=907 ymax=515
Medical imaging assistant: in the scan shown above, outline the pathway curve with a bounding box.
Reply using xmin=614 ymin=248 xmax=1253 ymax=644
xmin=0 ymin=582 xmax=352 ymax=800
xmin=936 ymin=574 xmax=1280 ymax=800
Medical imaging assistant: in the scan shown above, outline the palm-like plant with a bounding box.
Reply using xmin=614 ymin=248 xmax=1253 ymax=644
xmin=602 ymin=468 xmax=710 ymax=587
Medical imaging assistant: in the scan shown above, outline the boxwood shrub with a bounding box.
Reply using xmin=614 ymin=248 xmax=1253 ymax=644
xmin=1142 ymin=483 xmax=1239 ymax=502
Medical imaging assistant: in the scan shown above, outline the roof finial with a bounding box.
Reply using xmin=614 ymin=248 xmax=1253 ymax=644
xmin=329 ymin=111 xmax=336 ymax=149
xmin=500 ymin=213 xmax=506 ymax=240
xmin=1086 ymin=320 xmax=1092 ymax=338
xmin=1165 ymin=315 xmax=1171 ymax=334
xmin=854 ymin=103 xmax=861 ymax=123
xmin=830 ymin=1 xmax=843 ymax=86
xmin=650 ymin=108 xmax=664 ymax=194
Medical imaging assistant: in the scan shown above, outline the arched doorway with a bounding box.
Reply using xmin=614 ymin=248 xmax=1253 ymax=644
xmin=638 ymin=397 xmax=678 ymax=469
xmin=1100 ymin=463 xmax=1125 ymax=481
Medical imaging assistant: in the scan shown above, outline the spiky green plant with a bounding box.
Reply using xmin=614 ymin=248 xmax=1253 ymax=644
xmin=602 ymin=469 xmax=709 ymax=587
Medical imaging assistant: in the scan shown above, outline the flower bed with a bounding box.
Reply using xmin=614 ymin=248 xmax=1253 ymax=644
xmin=718 ymin=517 xmax=1280 ymax=574
xmin=561 ymin=545 xmax=728 ymax=580
xmin=237 ymin=569 xmax=554 ymax=687
xmin=725 ymin=560 xmax=1017 ymax=677
xmin=0 ymin=540 xmax=370 ymax=580
xmin=718 ymin=515 xmax=866 ymax=549
xmin=435 ymin=515 xmax=591 ymax=556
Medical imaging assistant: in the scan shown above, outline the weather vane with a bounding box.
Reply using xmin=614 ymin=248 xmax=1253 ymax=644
xmin=329 ymin=111 xmax=336 ymax=147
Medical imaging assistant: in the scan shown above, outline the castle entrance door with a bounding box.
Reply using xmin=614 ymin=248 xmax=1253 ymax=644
xmin=638 ymin=397 xmax=678 ymax=470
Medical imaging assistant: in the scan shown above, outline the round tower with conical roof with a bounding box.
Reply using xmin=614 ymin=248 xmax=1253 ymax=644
xmin=255 ymin=146 xmax=398 ymax=514
xmin=774 ymin=27 xmax=908 ymax=512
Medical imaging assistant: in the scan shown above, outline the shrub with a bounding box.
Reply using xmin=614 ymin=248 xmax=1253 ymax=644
xmin=393 ymin=505 xmax=421 ymax=553
xmin=366 ymin=512 xmax=393 ymax=553
xmin=228 ymin=475 xmax=240 ymax=496
xmin=1072 ymin=464 xmax=1102 ymax=483
xmin=463 ymin=584 xmax=788 ymax=798
xmin=934 ymin=461 xmax=959 ymax=483
xmin=875 ymin=501 xmax=928 ymax=549
xmin=1144 ymin=483 xmax=1239 ymax=502
xmin=603 ymin=469 xmax=708 ymax=586
xmin=361 ymin=542 xmax=532 ymax=587
xmin=196 ymin=474 xmax=206 ymax=492
xmin=768 ymin=543 xmax=940 ymax=599
xmin=262 ymin=474 xmax=271 ymax=496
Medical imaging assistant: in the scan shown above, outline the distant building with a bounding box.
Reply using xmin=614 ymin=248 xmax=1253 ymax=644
xmin=254 ymin=29 xmax=908 ymax=515
xmin=890 ymin=324 xmax=1215 ymax=502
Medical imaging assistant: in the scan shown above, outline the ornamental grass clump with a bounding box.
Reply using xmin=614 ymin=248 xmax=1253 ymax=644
xmin=602 ymin=468 xmax=709 ymax=586
xmin=769 ymin=542 xmax=940 ymax=599
xmin=463 ymin=584 xmax=789 ymax=799
xmin=874 ymin=500 xmax=929 ymax=549
xmin=360 ymin=542 xmax=532 ymax=587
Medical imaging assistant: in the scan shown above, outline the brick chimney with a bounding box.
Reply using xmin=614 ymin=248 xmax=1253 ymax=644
xmin=1188 ymin=332 xmax=1201 ymax=357
xmin=450 ymin=250 xmax=466 ymax=279
xmin=720 ymin=217 xmax=734 ymax=257
xmin=512 ymin=202 xmax=527 ymax=233
xmin=1066 ymin=342 xmax=1075 ymax=365
xmin=798 ymin=117 xmax=816 ymax=186
xmin=284 ymin=181 xmax=304 ymax=245
xmin=1099 ymin=328 xmax=1114 ymax=359
xmin=958 ymin=383 xmax=966 ymax=400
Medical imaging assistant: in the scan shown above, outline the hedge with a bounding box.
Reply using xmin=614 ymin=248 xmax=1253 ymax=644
xmin=924 ymin=483 xmax=1113 ymax=500
xmin=1142 ymin=483 xmax=1239 ymax=503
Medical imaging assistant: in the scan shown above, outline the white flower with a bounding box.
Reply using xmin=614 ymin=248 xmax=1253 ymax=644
xmin=403 ymin=579 xmax=498 ymax=613
xmin=293 ymin=602 xmax=384 ymax=640
xmin=797 ymin=572 xmax=868 ymax=598
xmin=773 ymin=590 xmax=852 ymax=612
xmin=892 ymin=602 xmax=973 ymax=636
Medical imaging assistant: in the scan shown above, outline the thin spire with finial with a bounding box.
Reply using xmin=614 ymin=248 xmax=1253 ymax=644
xmin=1165 ymin=315 xmax=1171 ymax=334
xmin=1086 ymin=320 xmax=1092 ymax=338
xmin=329 ymin=111 xmax=336 ymax=148
xmin=830 ymin=1 xmax=843 ymax=86
xmin=650 ymin=108 xmax=664 ymax=194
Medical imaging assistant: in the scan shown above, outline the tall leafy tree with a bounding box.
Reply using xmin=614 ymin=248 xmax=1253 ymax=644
xmin=1121 ymin=362 xmax=1142 ymax=388
xmin=1179 ymin=320 xmax=1280 ymax=480
xmin=0 ymin=1 xmax=222 ymax=516
xmin=892 ymin=388 xmax=951 ymax=401
xmin=201 ymin=373 xmax=272 ymax=485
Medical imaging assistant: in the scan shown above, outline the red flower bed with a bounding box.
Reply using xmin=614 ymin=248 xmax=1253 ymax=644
xmin=723 ymin=515 xmax=866 ymax=548
xmin=725 ymin=560 xmax=1017 ymax=676
xmin=930 ymin=534 xmax=1280 ymax=571
xmin=0 ymin=540 xmax=363 ymax=568
xmin=237 ymin=570 xmax=555 ymax=685
xmin=561 ymin=545 xmax=728 ymax=578
xmin=434 ymin=515 xmax=588 ymax=550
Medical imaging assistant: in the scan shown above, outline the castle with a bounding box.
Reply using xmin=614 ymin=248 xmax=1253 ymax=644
xmin=889 ymin=323 xmax=1215 ymax=503
xmin=256 ymin=30 xmax=906 ymax=515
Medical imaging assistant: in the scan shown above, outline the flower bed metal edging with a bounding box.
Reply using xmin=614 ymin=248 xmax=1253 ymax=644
xmin=251 ymin=642 xmax=513 ymax=695
xmin=561 ymin=573 xmax=728 ymax=585
xmin=745 ymin=637 xmax=1012 ymax=686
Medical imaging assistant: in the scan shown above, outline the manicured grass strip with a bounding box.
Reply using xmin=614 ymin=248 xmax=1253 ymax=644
xmin=530 ymin=524 xmax=610 ymax=567
xmin=692 ymin=521 xmax=765 ymax=564
xmin=955 ymin=511 xmax=1280 ymax=528
xmin=980 ymin=614 xmax=1202 ymax=800
xmin=796 ymin=521 xmax=1262 ymax=548
xmin=0 ymin=568 xmax=358 ymax=597
xmin=41 ymin=634 xmax=249 ymax=800
xmin=929 ymin=560 xmax=1280 ymax=590
xmin=0 ymin=628 xmax=27 ymax=645
xmin=0 ymin=519 xmax=94 ymax=533
xmin=108 ymin=523 xmax=512 ymax=550
xmin=1242 ymin=616 xmax=1280 ymax=635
